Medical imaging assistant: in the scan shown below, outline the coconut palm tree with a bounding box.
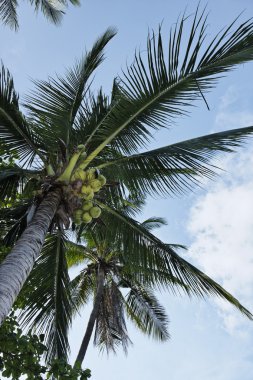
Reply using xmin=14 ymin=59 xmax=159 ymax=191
xmin=15 ymin=205 xmax=252 ymax=366
xmin=17 ymin=214 xmax=171 ymax=364
xmin=1 ymin=8 xmax=253 ymax=326
xmin=0 ymin=0 xmax=80 ymax=30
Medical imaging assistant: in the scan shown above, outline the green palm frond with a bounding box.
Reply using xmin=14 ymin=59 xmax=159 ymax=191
xmin=65 ymin=240 xmax=97 ymax=268
xmin=94 ymin=280 xmax=130 ymax=353
xmin=31 ymin=0 xmax=65 ymax=25
xmin=0 ymin=0 xmax=80 ymax=30
xmin=65 ymin=241 xmax=86 ymax=268
xmin=18 ymin=231 xmax=74 ymax=363
xmin=125 ymin=282 xmax=169 ymax=341
xmin=0 ymin=166 xmax=41 ymax=200
xmin=2 ymin=217 xmax=26 ymax=246
xmin=0 ymin=167 xmax=23 ymax=201
xmin=98 ymin=127 xmax=253 ymax=196
xmin=97 ymin=201 xmax=253 ymax=318
xmin=0 ymin=64 xmax=45 ymax=165
xmin=116 ymin=195 xmax=146 ymax=218
xmin=70 ymin=270 xmax=93 ymax=310
xmin=141 ymin=217 xmax=167 ymax=231
xmin=119 ymin=264 xmax=187 ymax=295
xmin=0 ymin=0 xmax=18 ymax=29
xmin=71 ymin=89 xmax=110 ymax=151
xmin=1 ymin=202 xmax=33 ymax=246
xmin=83 ymin=10 xmax=253 ymax=162
xmin=0 ymin=165 xmax=41 ymax=246
xmin=25 ymin=28 xmax=116 ymax=151
xmin=0 ymin=201 xmax=31 ymax=222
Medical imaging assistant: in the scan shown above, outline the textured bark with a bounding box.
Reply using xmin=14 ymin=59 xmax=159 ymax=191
xmin=75 ymin=267 xmax=105 ymax=366
xmin=0 ymin=188 xmax=62 ymax=325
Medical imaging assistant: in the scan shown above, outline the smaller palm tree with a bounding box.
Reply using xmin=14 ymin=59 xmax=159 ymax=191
xmin=16 ymin=201 xmax=253 ymax=367
xmin=71 ymin=219 xmax=171 ymax=366
xmin=0 ymin=0 xmax=80 ymax=30
xmin=16 ymin=210 xmax=173 ymax=364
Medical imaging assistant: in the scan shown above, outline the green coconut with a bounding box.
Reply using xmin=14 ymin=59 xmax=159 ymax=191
xmin=82 ymin=212 xmax=93 ymax=223
xmin=74 ymin=209 xmax=83 ymax=218
xmin=86 ymin=168 xmax=96 ymax=181
xmin=85 ymin=190 xmax=94 ymax=200
xmin=89 ymin=206 xmax=101 ymax=218
xmin=90 ymin=179 xmax=102 ymax=192
xmin=97 ymin=174 xmax=106 ymax=186
xmin=82 ymin=201 xmax=93 ymax=211
xmin=81 ymin=185 xmax=92 ymax=195
xmin=72 ymin=169 xmax=86 ymax=181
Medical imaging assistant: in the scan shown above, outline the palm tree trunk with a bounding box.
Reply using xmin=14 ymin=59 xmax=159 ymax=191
xmin=0 ymin=188 xmax=62 ymax=325
xmin=75 ymin=266 xmax=105 ymax=366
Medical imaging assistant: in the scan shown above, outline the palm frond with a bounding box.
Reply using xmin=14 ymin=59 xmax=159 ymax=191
xmin=0 ymin=166 xmax=41 ymax=200
xmin=119 ymin=264 xmax=187 ymax=294
xmin=97 ymin=126 xmax=253 ymax=196
xmin=65 ymin=241 xmax=95 ymax=268
xmin=0 ymin=167 xmax=22 ymax=200
xmin=116 ymin=195 xmax=146 ymax=218
xmin=0 ymin=199 xmax=35 ymax=247
xmin=18 ymin=231 xmax=74 ymax=363
xmin=2 ymin=209 xmax=32 ymax=247
xmin=25 ymin=28 xmax=116 ymax=150
xmin=141 ymin=217 xmax=167 ymax=231
xmin=70 ymin=270 xmax=93 ymax=310
xmin=83 ymin=10 xmax=253 ymax=162
xmin=0 ymin=0 xmax=18 ymax=30
xmin=30 ymin=0 xmax=65 ymax=25
xmin=97 ymin=201 xmax=253 ymax=319
xmin=125 ymin=283 xmax=169 ymax=341
xmin=94 ymin=280 xmax=130 ymax=353
xmin=71 ymin=90 xmax=109 ymax=150
xmin=0 ymin=64 xmax=45 ymax=165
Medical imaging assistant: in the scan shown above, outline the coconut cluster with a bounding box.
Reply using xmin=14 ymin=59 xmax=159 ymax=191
xmin=71 ymin=168 xmax=106 ymax=224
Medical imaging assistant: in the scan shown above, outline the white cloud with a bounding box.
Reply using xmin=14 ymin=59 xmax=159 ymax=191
xmin=215 ymin=111 xmax=253 ymax=131
xmin=219 ymin=85 xmax=238 ymax=110
xmin=186 ymin=87 xmax=253 ymax=335
xmin=212 ymin=85 xmax=253 ymax=133
xmin=187 ymin=148 xmax=253 ymax=335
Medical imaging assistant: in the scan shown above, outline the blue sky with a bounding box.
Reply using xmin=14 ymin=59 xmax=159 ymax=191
xmin=1 ymin=0 xmax=253 ymax=379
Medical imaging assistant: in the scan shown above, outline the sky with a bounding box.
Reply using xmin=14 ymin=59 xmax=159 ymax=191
xmin=1 ymin=0 xmax=253 ymax=379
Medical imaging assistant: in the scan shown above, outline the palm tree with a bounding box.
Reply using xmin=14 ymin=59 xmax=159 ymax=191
xmin=17 ymin=215 xmax=171 ymax=364
xmin=1 ymin=8 xmax=253 ymax=326
xmin=16 ymin=206 xmax=252 ymax=366
xmin=0 ymin=0 xmax=80 ymax=30
xmin=63 ymin=219 xmax=171 ymax=366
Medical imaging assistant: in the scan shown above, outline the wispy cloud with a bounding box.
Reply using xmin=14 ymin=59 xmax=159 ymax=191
xmin=186 ymin=86 xmax=253 ymax=335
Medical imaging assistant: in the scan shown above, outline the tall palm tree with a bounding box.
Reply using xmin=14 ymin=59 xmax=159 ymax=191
xmin=0 ymin=0 xmax=80 ymax=30
xmin=16 ymin=207 xmax=252 ymax=366
xmin=1 ymin=8 xmax=253 ymax=326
